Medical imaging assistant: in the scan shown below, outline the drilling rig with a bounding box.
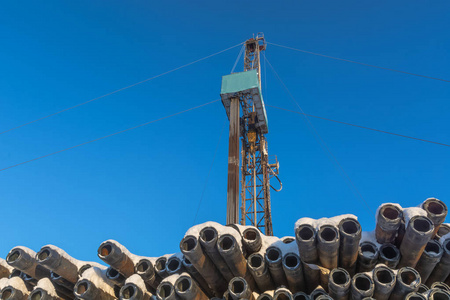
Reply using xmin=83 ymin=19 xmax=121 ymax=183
xmin=220 ymin=33 xmax=281 ymax=236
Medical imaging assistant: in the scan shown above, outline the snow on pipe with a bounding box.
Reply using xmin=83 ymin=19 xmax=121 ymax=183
xmin=309 ymin=285 xmax=327 ymax=299
xmin=0 ymin=276 xmax=29 ymax=300
xmin=6 ymin=247 xmax=50 ymax=281
xmin=426 ymin=239 xmax=450 ymax=285
xmin=265 ymin=245 xmax=288 ymax=289
xmin=389 ymin=267 xmax=421 ymax=300
xmin=247 ymin=253 xmax=274 ymax=291
xmin=0 ymin=259 xmax=13 ymax=279
xmin=180 ymin=235 xmax=227 ymax=295
xmin=282 ymin=253 xmax=304 ymax=293
xmin=398 ymin=215 xmax=435 ymax=268
xmin=228 ymin=277 xmax=254 ymax=300
xmin=350 ymin=273 xmax=374 ymax=300
xmin=242 ymin=227 xmax=263 ymax=254
xmin=378 ymin=243 xmax=401 ymax=269
xmin=217 ymin=234 xmax=256 ymax=291
xmin=327 ymin=268 xmax=350 ymax=300
xmin=292 ymin=292 xmax=309 ymax=300
xmin=338 ymin=218 xmax=361 ymax=276
xmin=415 ymin=239 xmax=444 ymax=283
xmin=199 ymin=226 xmax=234 ymax=281
xmin=97 ymin=240 xmax=137 ymax=277
xmin=73 ymin=267 xmax=116 ymax=300
xmin=436 ymin=224 xmax=450 ymax=240
xmin=28 ymin=277 xmax=74 ymax=300
xmin=316 ymin=225 xmax=339 ymax=270
xmin=422 ymin=198 xmax=448 ymax=237
xmin=295 ymin=224 xmax=318 ymax=264
xmin=180 ymin=257 xmax=212 ymax=298
xmin=404 ymin=292 xmax=426 ymax=300
xmin=273 ymin=287 xmax=293 ymax=300
xmin=372 ymin=264 xmax=396 ymax=300
xmin=119 ymin=274 xmax=153 ymax=300
xmin=105 ymin=266 xmax=126 ymax=287
xmin=375 ymin=204 xmax=403 ymax=244
xmin=174 ymin=273 xmax=208 ymax=300
xmin=356 ymin=242 xmax=379 ymax=273
xmin=36 ymin=246 xmax=80 ymax=284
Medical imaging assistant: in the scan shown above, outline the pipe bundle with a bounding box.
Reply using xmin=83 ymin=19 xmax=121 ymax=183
xmin=0 ymin=198 xmax=448 ymax=299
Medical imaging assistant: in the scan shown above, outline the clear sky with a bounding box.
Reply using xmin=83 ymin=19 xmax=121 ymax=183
xmin=0 ymin=1 xmax=449 ymax=262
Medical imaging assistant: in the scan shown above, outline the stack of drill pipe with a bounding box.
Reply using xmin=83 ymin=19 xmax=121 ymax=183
xmin=174 ymin=272 xmax=208 ymax=300
xmin=421 ymin=198 xmax=448 ymax=237
xmin=6 ymin=247 xmax=51 ymax=282
xmin=338 ymin=217 xmax=362 ymax=276
xmin=415 ymin=239 xmax=444 ymax=283
xmin=135 ymin=256 xmax=159 ymax=289
xmin=228 ymin=276 xmax=255 ymax=300
xmin=372 ymin=264 xmax=396 ymax=300
xmin=73 ymin=266 xmax=116 ymax=300
xmin=0 ymin=275 xmax=30 ymax=300
xmin=28 ymin=277 xmax=74 ymax=300
xmin=119 ymin=273 xmax=153 ymax=300
xmin=327 ymin=268 xmax=350 ymax=300
xmin=390 ymin=267 xmax=421 ymax=300
xmin=180 ymin=256 xmax=213 ymax=297
xmin=97 ymin=240 xmax=142 ymax=278
xmin=0 ymin=258 xmax=14 ymax=279
xmin=426 ymin=236 xmax=450 ymax=286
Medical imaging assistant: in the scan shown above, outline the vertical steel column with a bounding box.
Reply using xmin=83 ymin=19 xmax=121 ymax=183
xmin=227 ymin=97 xmax=240 ymax=225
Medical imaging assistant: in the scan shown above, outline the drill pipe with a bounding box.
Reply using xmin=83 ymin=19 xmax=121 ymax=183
xmin=6 ymin=247 xmax=50 ymax=280
xmin=338 ymin=218 xmax=361 ymax=276
xmin=98 ymin=240 xmax=137 ymax=277
xmin=50 ymin=271 xmax=74 ymax=291
xmin=389 ymin=267 xmax=421 ymax=300
xmin=135 ymin=258 xmax=158 ymax=288
xmin=375 ymin=204 xmax=403 ymax=244
xmin=309 ymin=286 xmax=327 ymax=299
xmin=273 ymin=287 xmax=293 ymax=300
xmin=180 ymin=257 xmax=212 ymax=298
xmin=156 ymin=275 xmax=180 ymax=300
xmin=426 ymin=239 xmax=450 ymax=285
xmin=282 ymin=253 xmax=305 ymax=293
xmin=427 ymin=288 xmax=450 ymax=299
xmin=327 ymin=268 xmax=350 ymax=300
xmin=0 ymin=259 xmax=13 ymax=279
xmin=77 ymin=262 xmax=106 ymax=278
xmin=292 ymin=292 xmax=309 ymax=300
xmin=415 ymin=239 xmax=444 ymax=283
xmin=302 ymin=263 xmax=324 ymax=294
xmin=317 ymin=225 xmax=339 ymax=270
xmin=436 ymin=224 xmax=450 ymax=240
xmin=228 ymin=277 xmax=254 ymax=300
xmin=1 ymin=276 xmax=29 ymax=300
xmin=404 ymin=292 xmax=426 ymax=300
xmin=378 ymin=243 xmax=401 ymax=269
xmin=257 ymin=291 xmax=274 ymax=300
xmin=242 ymin=227 xmax=263 ymax=254
xmin=28 ymin=277 xmax=74 ymax=300
xmin=174 ymin=273 xmax=208 ymax=300
xmin=36 ymin=245 xmax=80 ymax=284
xmin=247 ymin=253 xmax=275 ymax=291
xmin=265 ymin=246 xmax=288 ymax=289
xmin=119 ymin=274 xmax=153 ymax=300
xmin=166 ymin=254 xmax=185 ymax=276
xmin=422 ymin=198 xmax=448 ymax=237
xmin=351 ymin=273 xmax=374 ymax=300
xmin=431 ymin=281 xmax=450 ymax=291
xmin=418 ymin=284 xmax=429 ymax=293
xmin=106 ymin=267 xmax=126 ymax=287
xmin=74 ymin=267 xmax=116 ymax=300
xmin=180 ymin=235 xmax=226 ymax=295
xmin=199 ymin=226 xmax=234 ymax=281
xmin=295 ymin=224 xmax=318 ymax=264
xmin=155 ymin=256 xmax=170 ymax=280
xmin=356 ymin=242 xmax=379 ymax=273
xmin=395 ymin=220 xmax=406 ymax=248
xmin=372 ymin=264 xmax=396 ymax=300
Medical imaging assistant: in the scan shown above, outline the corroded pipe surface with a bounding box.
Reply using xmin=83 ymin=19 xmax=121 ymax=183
xmin=327 ymin=268 xmax=350 ymax=300
xmin=199 ymin=227 xmax=234 ymax=281
xmin=356 ymin=242 xmax=379 ymax=273
xmin=422 ymin=198 xmax=448 ymax=237
xmin=174 ymin=273 xmax=208 ymax=300
xmin=6 ymin=247 xmax=50 ymax=280
xmin=228 ymin=277 xmax=253 ymax=300
xmin=317 ymin=225 xmax=339 ymax=270
xmin=378 ymin=243 xmax=400 ymax=269
xmin=98 ymin=240 xmax=136 ymax=277
xmin=295 ymin=224 xmax=318 ymax=264
xmin=415 ymin=239 xmax=444 ymax=283
xmin=1 ymin=276 xmax=29 ymax=300
xmin=375 ymin=204 xmax=403 ymax=244
xmin=247 ymin=253 xmax=274 ymax=292
xmin=350 ymin=273 xmax=374 ymax=300
xmin=273 ymin=287 xmax=293 ymax=300
xmin=426 ymin=239 xmax=450 ymax=285
xmin=119 ymin=273 xmax=153 ymax=300
xmin=265 ymin=246 xmax=288 ymax=289
xmin=36 ymin=246 xmax=79 ymax=284
xmin=282 ymin=253 xmax=304 ymax=293
xmin=389 ymin=267 xmax=421 ymax=300
xmin=372 ymin=264 xmax=395 ymax=300
xmin=398 ymin=216 xmax=434 ymax=268
xmin=338 ymin=218 xmax=361 ymax=276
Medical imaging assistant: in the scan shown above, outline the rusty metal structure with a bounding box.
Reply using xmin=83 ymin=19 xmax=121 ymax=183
xmin=221 ymin=33 xmax=281 ymax=236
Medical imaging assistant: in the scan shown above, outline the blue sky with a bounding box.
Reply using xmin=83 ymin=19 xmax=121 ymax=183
xmin=0 ymin=1 xmax=449 ymax=262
